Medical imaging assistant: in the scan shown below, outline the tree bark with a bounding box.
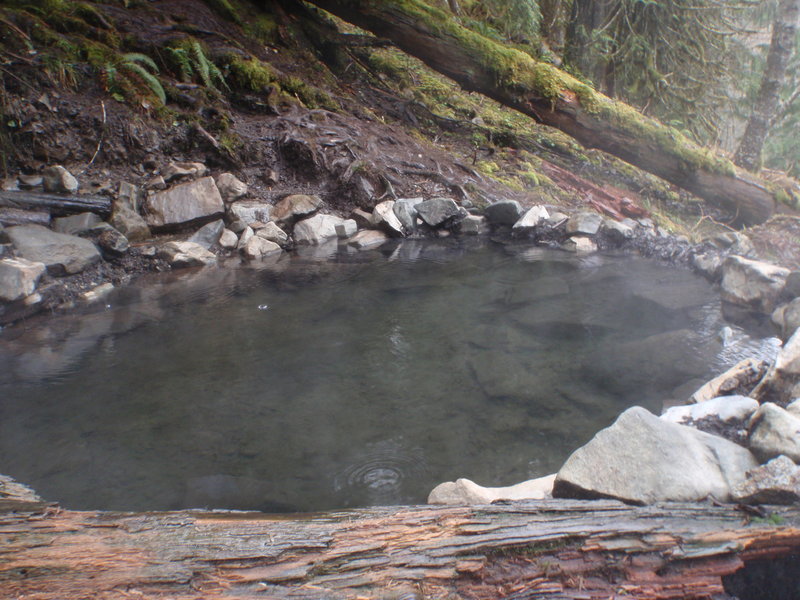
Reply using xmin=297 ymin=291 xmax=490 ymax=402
xmin=300 ymin=0 xmax=778 ymax=227
xmin=0 ymin=191 xmax=112 ymax=217
xmin=734 ymin=0 xmax=800 ymax=172
xmin=2 ymin=498 xmax=800 ymax=599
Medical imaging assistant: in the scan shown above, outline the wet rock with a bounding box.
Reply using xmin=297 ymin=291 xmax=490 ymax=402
xmin=0 ymin=257 xmax=46 ymax=301
xmin=372 ymin=200 xmax=404 ymax=237
xmin=566 ymin=211 xmax=603 ymax=236
xmin=393 ymin=197 xmax=423 ymax=233
xmin=416 ymin=197 xmax=463 ymax=228
xmin=748 ymin=403 xmax=800 ymax=463
xmin=428 ymin=474 xmax=556 ymax=505
xmin=6 ymin=224 xmax=101 ymax=276
xmin=460 ymin=215 xmax=488 ymax=235
xmin=781 ymin=270 xmax=800 ymax=301
xmin=294 ymin=214 xmax=350 ymax=245
xmin=661 ymin=395 xmax=759 ymax=425
xmin=255 ymin=221 xmax=289 ymax=245
xmin=553 ymin=406 xmax=758 ymax=504
xmin=241 ymin=236 xmax=281 ymax=260
xmin=720 ymin=255 xmax=790 ymax=314
xmin=188 ymin=219 xmax=225 ymax=249
xmin=94 ymin=225 xmax=129 ymax=256
xmin=218 ymin=229 xmax=238 ymax=249
xmin=691 ymin=252 xmax=723 ymax=281
xmin=116 ymin=181 xmax=142 ymax=212
xmin=601 ymin=218 xmax=635 ymax=242
xmin=484 ymin=200 xmax=523 ymax=226
xmin=17 ymin=175 xmax=42 ymax=190
xmin=348 ymin=230 xmax=389 ymax=249
xmin=690 ymin=358 xmax=768 ymax=404
xmin=158 ymin=241 xmax=216 ymax=268
xmin=272 ymin=194 xmax=322 ymax=224
xmin=334 ymin=220 xmax=357 ymax=239
xmin=237 ymin=226 xmax=254 ymax=249
xmin=512 ymin=206 xmax=549 ymax=232
xmin=227 ymin=200 xmax=270 ymax=226
xmin=162 ymin=161 xmax=207 ymax=183
xmin=228 ymin=219 xmax=247 ymax=234
xmin=732 ymin=455 xmax=800 ymax=504
xmin=109 ymin=205 xmax=150 ymax=242
xmin=42 ymin=165 xmax=78 ymax=193
xmin=215 ymin=173 xmax=247 ymax=203
xmin=712 ymin=232 xmax=756 ymax=257
xmin=145 ymin=177 xmax=224 ymax=230
xmin=81 ymin=282 xmax=114 ymax=304
xmin=772 ymin=298 xmax=800 ymax=341
xmin=146 ymin=175 xmax=167 ymax=191
xmin=53 ymin=212 xmax=102 ymax=235
xmin=350 ymin=208 xmax=373 ymax=229
xmin=561 ymin=236 xmax=597 ymax=254
xmin=753 ymin=329 xmax=800 ymax=404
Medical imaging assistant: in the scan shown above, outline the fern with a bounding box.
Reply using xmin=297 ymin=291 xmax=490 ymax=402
xmin=101 ymin=51 xmax=165 ymax=105
xmin=189 ymin=40 xmax=226 ymax=89
xmin=166 ymin=46 xmax=194 ymax=82
xmin=123 ymin=62 xmax=165 ymax=104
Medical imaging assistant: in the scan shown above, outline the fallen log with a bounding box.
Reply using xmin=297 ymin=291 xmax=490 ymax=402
xmin=1 ymin=498 xmax=799 ymax=599
xmin=0 ymin=191 xmax=112 ymax=218
xmin=300 ymin=0 xmax=778 ymax=227
xmin=0 ymin=207 xmax=50 ymax=227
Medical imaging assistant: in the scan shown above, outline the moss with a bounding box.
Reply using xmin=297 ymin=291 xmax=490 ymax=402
xmin=226 ymin=56 xmax=276 ymax=91
xmin=278 ymin=75 xmax=338 ymax=111
xmin=245 ymin=13 xmax=278 ymax=44
xmin=202 ymin=0 xmax=242 ymax=25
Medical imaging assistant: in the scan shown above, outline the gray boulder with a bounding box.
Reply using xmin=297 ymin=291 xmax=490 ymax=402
xmin=553 ymin=406 xmax=758 ymax=504
xmin=255 ymin=221 xmax=289 ymax=245
xmin=732 ymin=455 xmax=800 ymax=505
xmin=237 ymin=226 xmax=254 ymax=249
xmin=416 ymin=197 xmax=462 ymax=227
xmin=271 ymin=194 xmax=322 ymax=224
xmin=218 ymin=229 xmax=238 ymax=250
xmin=158 ymin=241 xmax=216 ymax=268
xmin=110 ymin=206 xmax=150 ymax=242
xmin=42 ymin=165 xmax=78 ymax=193
xmin=393 ymin=197 xmax=423 ymax=233
xmin=460 ymin=215 xmax=488 ymax=235
xmin=772 ymin=297 xmax=800 ymax=340
xmin=0 ymin=257 xmax=46 ymax=302
xmin=512 ymin=206 xmax=549 ymax=232
xmin=601 ymin=218 xmax=635 ymax=242
xmin=227 ymin=200 xmax=271 ymax=226
xmin=145 ymin=176 xmax=224 ymax=229
xmin=720 ymin=255 xmax=790 ymax=313
xmin=372 ymin=200 xmax=404 ymax=237
xmin=692 ymin=252 xmax=723 ymax=281
xmin=215 ymin=173 xmax=247 ymax=203
xmin=188 ymin=219 xmax=225 ymax=249
xmin=241 ymin=236 xmax=282 ymax=260
xmin=748 ymin=403 xmax=800 ymax=463
xmin=162 ymin=161 xmax=207 ymax=183
xmin=6 ymin=224 xmax=101 ymax=276
xmin=294 ymin=214 xmax=350 ymax=245
xmin=484 ymin=200 xmax=523 ymax=226
xmin=566 ymin=211 xmax=603 ymax=236
xmin=53 ymin=212 xmax=101 ymax=235
xmin=334 ymin=220 xmax=357 ymax=239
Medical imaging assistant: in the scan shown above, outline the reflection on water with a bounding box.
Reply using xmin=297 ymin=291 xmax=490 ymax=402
xmin=0 ymin=240 xmax=779 ymax=512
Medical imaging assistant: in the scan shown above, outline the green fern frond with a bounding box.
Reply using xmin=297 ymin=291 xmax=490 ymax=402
xmin=166 ymin=46 xmax=194 ymax=82
xmin=190 ymin=40 xmax=212 ymax=88
xmin=121 ymin=52 xmax=159 ymax=72
xmin=123 ymin=62 xmax=166 ymax=104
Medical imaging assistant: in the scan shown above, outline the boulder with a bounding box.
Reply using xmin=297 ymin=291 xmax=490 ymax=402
xmin=271 ymin=194 xmax=322 ymax=224
xmin=347 ymin=229 xmax=389 ymax=249
xmin=227 ymin=200 xmax=271 ymax=226
xmin=116 ymin=181 xmax=142 ymax=212
xmin=566 ymin=211 xmax=603 ymax=236
xmin=215 ymin=173 xmax=247 ymax=203
xmin=712 ymin=232 xmax=756 ymax=258
xmin=0 ymin=257 xmax=46 ymax=302
xmin=689 ymin=358 xmax=769 ymax=404
xmin=162 ymin=161 xmax=207 ymax=183
xmin=42 ymin=165 xmax=78 ymax=193
xmin=748 ymin=403 xmax=800 ymax=463
xmin=772 ymin=297 xmax=800 ymax=340
xmin=428 ymin=474 xmax=556 ymax=505
xmin=753 ymin=329 xmax=800 ymax=404
xmin=484 ymin=200 xmax=523 ymax=226
xmin=788 ymin=398 xmax=800 ymax=418
xmin=561 ymin=236 xmax=597 ymax=254
xmin=372 ymin=200 xmax=404 ymax=237
xmin=255 ymin=221 xmax=289 ymax=245
xmin=460 ymin=215 xmax=488 ymax=235
xmin=731 ymin=455 xmax=800 ymax=505
xmin=720 ymin=255 xmax=790 ymax=313
xmin=110 ymin=206 xmax=150 ymax=242
xmin=218 ymin=229 xmax=238 ymax=250
xmin=294 ymin=214 xmax=350 ymax=245
xmin=17 ymin=174 xmax=42 ymax=190
xmin=6 ymin=224 xmax=101 ymax=276
xmin=241 ymin=236 xmax=282 ymax=260
xmin=601 ymin=218 xmax=635 ymax=242
xmin=350 ymin=208 xmax=373 ymax=229
xmin=144 ymin=177 xmax=224 ymax=229
xmin=94 ymin=225 xmax=129 ymax=256
xmin=393 ymin=198 xmax=423 ymax=233
xmin=415 ymin=197 xmax=462 ymax=228
xmin=782 ymin=270 xmax=800 ymax=301
xmin=158 ymin=241 xmax=216 ymax=268
xmin=553 ymin=406 xmax=758 ymax=504
xmin=661 ymin=395 xmax=759 ymax=425
xmin=691 ymin=252 xmax=723 ymax=281
xmin=187 ymin=219 xmax=225 ymax=249
xmin=237 ymin=226 xmax=254 ymax=249
xmin=334 ymin=220 xmax=357 ymax=239
xmin=53 ymin=212 xmax=101 ymax=235
xmin=512 ymin=206 xmax=549 ymax=232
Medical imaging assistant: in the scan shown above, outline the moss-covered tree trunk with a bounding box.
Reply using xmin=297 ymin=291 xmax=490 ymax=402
xmin=301 ymin=0 xmax=779 ymax=227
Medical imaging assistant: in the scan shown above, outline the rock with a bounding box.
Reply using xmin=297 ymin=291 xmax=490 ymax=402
xmin=561 ymin=236 xmax=597 ymax=254
xmin=187 ymin=219 xmax=225 ymax=249
xmin=0 ymin=257 xmax=46 ymax=301
xmin=17 ymin=174 xmax=42 ymax=190
xmin=691 ymin=252 xmax=723 ymax=281
xmin=566 ymin=211 xmax=603 ymax=236
xmin=753 ymin=329 xmax=800 ymax=404
xmin=788 ymin=398 xmax=800 ymax=418
xmin=237 ymin=226 xmax=254 ymax=249
xmin=372 ymin=200 xmax=404 ymax=237
xmin=689 ymin=358 xmax=769 ymax=404
xmin=712 ymin=232 xmax=756 ymax=257
xmin=146 ymin=175 xmax=167 ymax=191
xmin=294 ymin=214 xmax=350 ymax=245
xmin=215 ymin=173 xmax=247 ymax=202
xmin=41 ymin=165 xmax=78 ymax=193
xmin=6 ymin=224 xmax=101 ymax=276
xmin=350 ymin=208 xmax=373 ymax=229
xmin=255 ymin=221 xmax=289 ymax=245
xmin=241 ymin=236 xmax=282 ymax=260
xmin=415 ymin=197 xmax=462 ymax=228
xmin=512 ymin=206 xmax=549 ymax=232
xmin=94 ymin=225 xmax=129 ymax=256
xmin=661 ymin=395 xmax=759 ymax=424
xmin=484 ymin=200 xmax=523 ymax=226
xmin=271 ymin=194 xmax=323 ymax=224
xmin=428 ymin=474 xmax=556 ymax=505
xmin=782 ymin=270 xmax=800 ymax=300
xmin=109 ymin=206 xmax=150 ymax=242
xmin=158 ymin=241 xmax=216 ymax=268
xmin=81 ymin=282 xmax=114 ymax=304
xmin=218 ymin=229 xmax=238 ymax=249
xmin=748 ymin=403 xmax=800 ymax=463
xmin=601 ymin=218 xmax=635 ymax=242
xmin=334 ymin=220 xmax=357 ymax=239
xmin=0 ymin=474 xmax=43 ymax=503
xmin=772 ymin=297 xmax=800 ymax=340
xmin=52 ymin=212 xmax=102 ymax=235
xmin=144 ymin=177 xmax=224 ymax=230
xmin=228 ymin=219 xmax=247 ymax=234
xmin=227 ymin=200 xmax=271 ymax=226
xmin=162 ymin=161 xmax=207 ymax=183
xmin=553 ymin=406 xmax=758 ymax=504
xmin=393 ymin=198 xmax=423 ymax=233
xmin=720 ymin=255 xmax=790 ymax=313
xmin=459 ymin=215 xmax=488 ymax=235
xmin=348 ymin=230 xmax=389 ymax=249
xmin=731 ymin=455 xmax=800 ymax=505
xmin=116 ymin=181 xmax=142 ymax=212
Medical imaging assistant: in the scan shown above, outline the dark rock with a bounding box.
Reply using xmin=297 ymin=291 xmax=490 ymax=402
xmin=188 ymin=219 xmax=225 ymax=250
xmin=484 ymin=200 xmax=523 ymax=226
xmin=6 ymin=224 xmax=101 ymax=276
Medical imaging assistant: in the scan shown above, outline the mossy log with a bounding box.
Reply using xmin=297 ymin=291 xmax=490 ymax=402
xmin=0 ymin=191 xmax=112 ymax=218
xmin=2 ymin=498 xmax=800 ymax=599
xmin=301 ymin=0 xmax=778 ymax=227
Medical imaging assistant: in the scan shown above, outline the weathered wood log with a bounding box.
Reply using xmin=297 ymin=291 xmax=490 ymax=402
xmin=0 ymin=191 xmax=112 ymax=218
xmin=0 ymin=207 xmax=51 ymax=227
xmin=2 ymin=498 xmax=800 ymax=599
xmin=300 ymin=0 xmax=778 ymax=227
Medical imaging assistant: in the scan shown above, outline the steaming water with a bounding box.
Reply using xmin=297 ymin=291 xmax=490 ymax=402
xmin=0 ymin=240 xmax=779 ymax=512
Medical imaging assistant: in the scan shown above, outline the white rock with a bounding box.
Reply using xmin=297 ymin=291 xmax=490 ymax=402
xmin=215 ymin=173 xmax=247 ymax=203
xmin=162 ymin=161 xmax=207 ymax=182
xmin=566 ymin=211 xmax=603 ymax=236
xmin=255 ymin=221 xmax=289 ymax=245
xmin=218 ymin=229 xmax=238 ymax=249
xmin=720 ymin=255 xmax=790 ymax=313
xmin=294 ymin=214 xmax=350 ymax=245
xmin=242 ymin=236 xmax=281 ymax=260
xmin=347 ymin=230 xmax=389 ymax=249
xmin=512 ymin=206 xmax=549 ymax=231
xmin=731 ymin=455 xmax=800 ymax=505
xmin=428 ymin=474 xmax=556 ymax=505
xmin=753 ymin=328 xmax=800 ymax=404
xmin=42 ymin=165 xmax=78 ymax=193
xmin=393 ymin=198 xmax=423 ymax=232
xmin=81 ymin=282 xmax=114 ymax=303
xmin=689 ymin=358 xmax=768 ymax=404
xmin=0 ymin=257 xmax=46 ymax=301
xmin=237 ymin=226 xmax=254 ymax=250
xmin=334 ymin=220 xmax=357 ymax=239
xmin=271 ymin=194 xmax=322 ymax=223
xmin=145 ymin=177 xmax=224 ymax=229
xmin=372 ymin=200 xmax=404 ymax=237
xmin=748 ymin=402 xmax=800 ymax=463
xmin=227 ymin=200 xmax=271 ymax=226
xmin=158 ymin=241 xmax=216 ymax=268
xmin=561 ymin=236 xmax=596 ymax=254
xmin=661 ymin=395 xmax=759 ymax=424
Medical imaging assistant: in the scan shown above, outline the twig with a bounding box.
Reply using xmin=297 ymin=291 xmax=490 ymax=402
xmin=80 ymin=101 xmax=106 ymax=175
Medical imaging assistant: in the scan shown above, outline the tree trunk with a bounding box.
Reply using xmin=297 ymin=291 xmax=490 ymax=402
xmin=0 ymin=191 xmax=112 ymax=217
xmin=565 ymin=0 xmax=616 ymax=87
xmin=2 ymin=497 xmax=800 ymax=599
xmin=734 ymin=0 xmax=800 ymax=172
xmin=300 ymin=0 xmax=778 ymax=227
